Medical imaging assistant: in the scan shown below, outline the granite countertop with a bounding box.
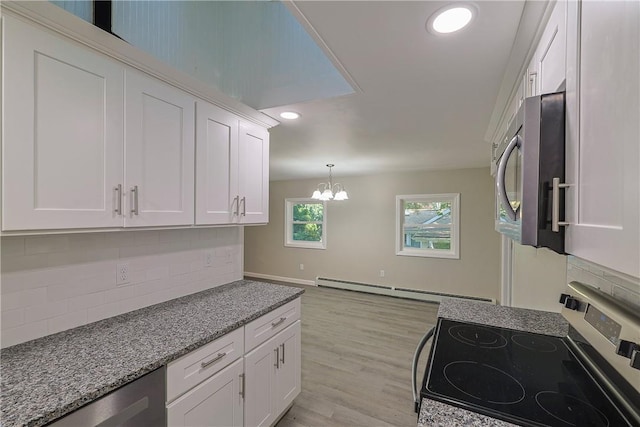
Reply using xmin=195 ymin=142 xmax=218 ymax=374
xmin=0 ymin=280 xmax=304 ymax=427
xmin=418 ymin=298 xmax=569 ymax=427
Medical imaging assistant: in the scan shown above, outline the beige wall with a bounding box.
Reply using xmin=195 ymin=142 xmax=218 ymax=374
xmin=244 ymin=168 xmax=501 ymax=301
xmin=511 ymin=243 xmax=567 ymax=312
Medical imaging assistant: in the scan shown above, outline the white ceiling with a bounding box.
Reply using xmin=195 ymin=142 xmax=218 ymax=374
xmin=261 ymin=1 xmax=528 ymax=181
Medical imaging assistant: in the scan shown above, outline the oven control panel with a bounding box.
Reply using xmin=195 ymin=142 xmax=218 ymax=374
xmin=584 ymin=304 xmax=622 ymax=346
xmin=561 ymin=281 xmax=640 ymax=394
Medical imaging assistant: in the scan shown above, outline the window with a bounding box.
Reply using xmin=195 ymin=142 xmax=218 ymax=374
xmin=396 ymin=193 xmax=460 ymax=259
xmin=285 ymin=199 xmax=327 ymax=249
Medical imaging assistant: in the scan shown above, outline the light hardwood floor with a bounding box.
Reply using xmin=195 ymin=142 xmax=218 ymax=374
xmin=274 ymin=284 xmax=439 ymax=427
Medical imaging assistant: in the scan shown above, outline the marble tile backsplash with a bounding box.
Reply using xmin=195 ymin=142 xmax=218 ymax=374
xmin=567 ymin=256 xmax=640 ymax=308
xmin=0 ymin=228 xmax=243 ymax=348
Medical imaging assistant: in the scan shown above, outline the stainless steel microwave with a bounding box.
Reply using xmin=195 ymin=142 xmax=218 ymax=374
xmin=495 ymin=92 xmax=566 ymax=253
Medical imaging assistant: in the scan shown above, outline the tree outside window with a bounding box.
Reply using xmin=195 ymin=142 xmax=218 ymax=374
xmin=285 ymin=199 xmax=327 ymax=249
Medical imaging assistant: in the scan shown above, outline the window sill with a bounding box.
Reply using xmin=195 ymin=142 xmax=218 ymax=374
xmin=285 ymin=241 xmax=326 ymax=250
xmin=396 ymin=249 xmax=459 ymax=259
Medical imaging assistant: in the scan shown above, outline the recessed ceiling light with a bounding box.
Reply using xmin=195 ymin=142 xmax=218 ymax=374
xmin=427 ymin=4 xmax=475 ymax=35
xmin=280 ymin=111 xmax=300 ymax=120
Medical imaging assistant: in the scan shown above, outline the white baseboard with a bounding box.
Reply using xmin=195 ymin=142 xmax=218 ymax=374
xmin=244 ymin=272 xmax=317 ymax=287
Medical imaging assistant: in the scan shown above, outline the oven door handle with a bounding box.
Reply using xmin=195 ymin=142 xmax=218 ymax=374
xmin=496 ymin=134 xmax=522 ymax=222
xmin=412 ymin=326 xmax=435 ymax=413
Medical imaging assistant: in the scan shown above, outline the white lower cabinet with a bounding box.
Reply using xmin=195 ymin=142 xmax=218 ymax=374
xmin=166 ymin=298 xmax=302 ymax=427
xmin=244 ymin=321 xmax=301 ymax=427
xmin=167 ymin=358 xmax=244 ymax=427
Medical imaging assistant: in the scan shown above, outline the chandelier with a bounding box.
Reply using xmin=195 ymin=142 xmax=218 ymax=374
xmin=311 ymin=164 xmax=349 ymax=201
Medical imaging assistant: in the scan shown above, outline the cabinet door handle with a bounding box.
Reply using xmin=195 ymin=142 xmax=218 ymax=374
xmin=280 ymin=343 xmax=285 ymax=365
xmin=271 ymin=317 xmax=286 ymax=328
xmin=239 ymin=373 xmax=245 ymax=398
xmin=201 ymin=352 xmax=226 ymax=369
xmin=274 ymin=348 xmax=280 ymax=369
xmin=241 ymin=196 xmax=246 ymax=216
xmin=552 ymin=177 xmax=571 ymax=232
xmin=114 ymin=184 xmax=122 ymax=215
xmin=130 ymin=185 xmax=139 ymax=216
xmin=529 ymin=71 xmax=537 ymax=96
xmin=233 ymin=195 xmax=240 ymax=216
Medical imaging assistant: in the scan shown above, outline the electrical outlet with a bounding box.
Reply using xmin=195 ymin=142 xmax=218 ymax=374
xmin=379 ymin=270 xmax=385 ymax=278
xmin=116 ymin=263 xmax=130 ymax=286
xmin=299 ymin=263 xmax=304 ymax=271
xmin=204 ymin=251 xmax=213 ymax=267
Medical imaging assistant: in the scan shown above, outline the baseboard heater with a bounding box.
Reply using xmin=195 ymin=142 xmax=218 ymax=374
xmin=315 ymin=277 xmax=495 ymax=304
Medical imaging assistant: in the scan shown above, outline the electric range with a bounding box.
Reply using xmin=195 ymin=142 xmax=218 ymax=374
xmin=420 ymin=282 xmax=640 ymax=426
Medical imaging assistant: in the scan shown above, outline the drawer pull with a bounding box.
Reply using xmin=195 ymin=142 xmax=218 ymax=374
xmin=271 ymin=317 xmax=286 ymax=328
xmin=201 ymin=352 xmax=226 ymax=369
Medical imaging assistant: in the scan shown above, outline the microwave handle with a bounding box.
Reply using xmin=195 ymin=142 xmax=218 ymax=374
xmin=496 ymin=134 xmax=522 ymax=221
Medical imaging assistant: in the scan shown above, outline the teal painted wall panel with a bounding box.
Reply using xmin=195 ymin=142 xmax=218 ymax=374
xmin=50 ymin=0 xmax=93 ymax=23
xmin=112 ymin=1 xmax=353 ymax=109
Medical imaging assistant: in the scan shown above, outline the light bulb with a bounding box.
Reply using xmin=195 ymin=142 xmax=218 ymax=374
xmin=335 ymin=190 xmax=349 ymax=201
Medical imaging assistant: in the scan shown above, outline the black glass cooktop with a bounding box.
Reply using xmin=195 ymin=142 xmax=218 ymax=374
xmin=421 ymin=319 xmax=632 ymax=426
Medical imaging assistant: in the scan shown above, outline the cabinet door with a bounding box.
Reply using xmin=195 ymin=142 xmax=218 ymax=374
xmin=125 ymin=70 xmax=195 ymax=227
xmin=565 ymin=1 xmax=639 ymax=277
xmin=535 ymin=0 xmax=567 ymax=95
xmin=2 ymin=16 xmax=124 ymax=230
xmin=238 ymin=122 xmax=269 ymax=224
xmin=195 ymin=101 xmax=239 ymax=225
xmin=274 ymin=321 xmax=301 ymax=414
xmin=244 ymin=334 xmax=277 ymax=427
xmin=167 ymin=358 xmax=244 ymax=427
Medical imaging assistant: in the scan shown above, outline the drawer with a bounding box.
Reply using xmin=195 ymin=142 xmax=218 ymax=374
xmin=167 ymin=327 xmax=244 ymax=402
xmin=244 ymin=298 xmax=301 ymax=352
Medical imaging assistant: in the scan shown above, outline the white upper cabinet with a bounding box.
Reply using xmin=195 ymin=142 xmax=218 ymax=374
xmin=2 ymin=15 xmax=124 ymax=231
xmin=195 ymin=101 xmax=240 ymax=225
xmin=238 ymin=122 xmax=270 ymax=224
xmin=1 ymin=13 xmax=272 ymax=233
xmin=195 ymin=106 xmax=270 ymax=226
xmin=535 ymin=0 xmax=567 ymax=95
xmin=525 ymin=1 xmax=567 ymax=98
xmin=125 ymin=70 xmax=195 ymax=227
xmin=565 ymin=0 xmax=640 ymax=278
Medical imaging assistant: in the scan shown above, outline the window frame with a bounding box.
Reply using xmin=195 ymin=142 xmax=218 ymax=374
xmin=284 ymin=198 xmax=327 ymax=249
xmin=395 ymin=193 xmax=460 ymax=259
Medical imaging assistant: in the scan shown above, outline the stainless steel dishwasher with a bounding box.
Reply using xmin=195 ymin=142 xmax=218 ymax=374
xmin=48 ymin=367 xmax=166 ymax=427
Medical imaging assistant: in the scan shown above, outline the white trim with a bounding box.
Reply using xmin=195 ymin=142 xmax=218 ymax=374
xmin=500 ymin=235 xmax=513 ymax=306
xmin=395 ymin=193 xmax=460 ymax=259
xmin=0 ymin=224 xmax=247 ymax=237
xmin=1 ymin=1 xmax=278 ymax=129
xmin=244 ymin=272 xmax=317 ymax=287
xmin=284 ymin=198 xmax=327 ymax=250
xmin=281 ymin=1 xmax=362 ymax=94
xmin=483 ymin=1 xmax=555 ymax=145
